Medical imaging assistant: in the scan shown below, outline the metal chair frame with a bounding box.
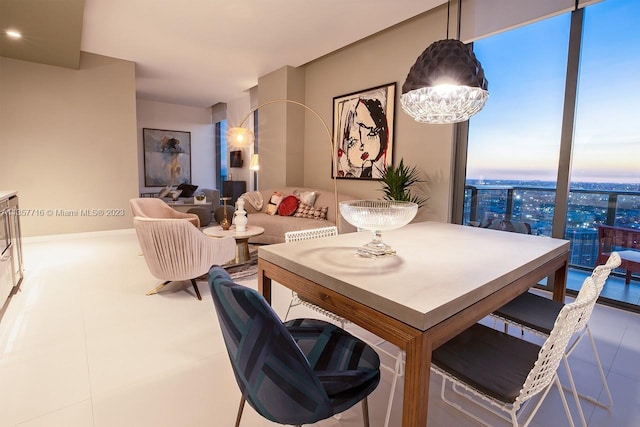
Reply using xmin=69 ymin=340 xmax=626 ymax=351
xmin=433 ymin=276 xmax=599 ymax=427
xmin=491 ymin=252 xmax=621 ymax=427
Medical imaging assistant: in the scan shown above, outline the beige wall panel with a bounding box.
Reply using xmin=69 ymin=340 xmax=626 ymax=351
xmin=257 ymin=66 xmax=306 ymax=190
xmin=0 ymin=53 xmax=138 ymax=236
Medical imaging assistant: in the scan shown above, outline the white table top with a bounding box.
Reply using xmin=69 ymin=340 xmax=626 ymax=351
xmin=203 ymin=225 xmax=264 ymax=240
xmin=259 ymin=221 xmax=569 ymax=331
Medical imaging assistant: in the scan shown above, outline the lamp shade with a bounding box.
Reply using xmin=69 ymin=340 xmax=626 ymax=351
xmin=249 ymin=154 xmax=259 ymax=171
xmin=226 ymin=126 xmax=255 ymax=147
xmin=400 ymin=39 xmax=488 ymax=124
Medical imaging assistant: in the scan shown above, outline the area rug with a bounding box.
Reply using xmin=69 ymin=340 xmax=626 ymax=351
xmin=225 ymin=245 xmax=258 ymax=280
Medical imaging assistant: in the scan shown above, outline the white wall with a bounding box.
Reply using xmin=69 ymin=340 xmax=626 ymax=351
xmin=0 ymin=53 xmax=138 ymax=237
xmin=136 ymin=99 xmax=215 ymax=192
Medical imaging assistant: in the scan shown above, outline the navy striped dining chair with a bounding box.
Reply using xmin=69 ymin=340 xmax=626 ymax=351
xmin=208 ymin=266 xmax=381 ymax=426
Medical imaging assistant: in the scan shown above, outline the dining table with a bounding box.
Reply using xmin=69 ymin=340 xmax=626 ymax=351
xmin=257 ymin=221 xmax=570 ymax=427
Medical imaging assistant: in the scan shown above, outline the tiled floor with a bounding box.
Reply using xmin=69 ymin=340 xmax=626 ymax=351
xmin=1 ymin=229 xmax=639 ymax=427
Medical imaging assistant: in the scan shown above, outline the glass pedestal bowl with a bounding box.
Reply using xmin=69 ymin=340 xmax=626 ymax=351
xmin=339 ymin=200 xmax=418 ymax=257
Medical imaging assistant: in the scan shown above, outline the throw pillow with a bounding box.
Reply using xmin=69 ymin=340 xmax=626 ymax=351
xmin=176 ymin=183 xmax=198 ymax=198
xmin=294 ymin=203 xmax=328 ymax=220
xmin=277 ymin=195 xmax=299 ymax=216
xmin=293 ymin=189 xmax=317 ymax=206
xmin=157 ymin=186 xmax=171 ymax=198
xmin=266 ymin=192 xmax=283 ymax=215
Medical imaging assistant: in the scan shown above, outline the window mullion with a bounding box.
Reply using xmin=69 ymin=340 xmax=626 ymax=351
xmin=551 ymin=7 xmax=584 ymax=240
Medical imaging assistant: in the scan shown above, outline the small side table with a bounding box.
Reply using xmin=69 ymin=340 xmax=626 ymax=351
xmin=203 ymin=225 xmax=265 ymax=265
xmin=165 ymin=200 xmax=213 ymax=213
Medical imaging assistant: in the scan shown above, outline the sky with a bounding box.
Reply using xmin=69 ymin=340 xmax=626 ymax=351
xmin=466 ymin=0 xmax=640 ymax=184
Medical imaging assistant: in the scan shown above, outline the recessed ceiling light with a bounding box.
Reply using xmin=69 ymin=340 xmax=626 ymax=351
xmin=6 ymin=29 xmax=22 ymax=39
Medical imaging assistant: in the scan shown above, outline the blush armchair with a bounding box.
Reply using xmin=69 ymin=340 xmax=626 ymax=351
xmin=133 ymin=217 xmax=235 ymax=300
xmin=130 ymin=197 xmax=201 ymax=228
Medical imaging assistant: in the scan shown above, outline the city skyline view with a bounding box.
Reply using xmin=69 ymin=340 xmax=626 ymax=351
xmin=466 ymin=0 xmax=640 ymax=185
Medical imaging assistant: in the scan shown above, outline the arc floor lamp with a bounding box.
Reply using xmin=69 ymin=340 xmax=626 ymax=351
xmin=226 ymin=99 xmax=340 ymax=228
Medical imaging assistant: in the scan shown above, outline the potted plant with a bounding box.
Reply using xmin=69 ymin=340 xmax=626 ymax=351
xmin=377 ymin=158 xmax=428 ymax=208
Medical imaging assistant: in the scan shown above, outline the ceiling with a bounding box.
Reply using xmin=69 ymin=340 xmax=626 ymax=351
xmin=1 ymin=0 xmax=445 ymax=108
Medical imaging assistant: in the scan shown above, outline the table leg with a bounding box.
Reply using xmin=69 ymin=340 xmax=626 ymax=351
xmin=258 ymin=261 xmax=272 ymax=305
xmin=402 ymin=333 xmax=431 ymax=426
xmin=234 ymin=238 xmax=251 ymax=264
xmin=552 ymin=256 xmax=569 ymax=302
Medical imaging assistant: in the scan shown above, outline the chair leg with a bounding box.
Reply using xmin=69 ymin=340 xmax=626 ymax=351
xmin=562 ymin=354 xmax=587 ymax=427
xmin=191 ymin=279 xmax=202 ymax=300
xmin=555 ymin=376 xmax=576 ymax=427
xmin=235 ymin=397 xmax=245 ymax=427
xmin=146 ymin=280 xmax=170 ymax=296
xmin=284 ymin=292 xmax=295 ymax=321
xmin=361 ymin=396 xmax=370 ymax=427
xmin=586 ymin=326 xmax=614 ymax=408
xmin=563 ymin=327 xmax=614 ymax=409
xmin=384 ymin=350 xmax=404 ymax=427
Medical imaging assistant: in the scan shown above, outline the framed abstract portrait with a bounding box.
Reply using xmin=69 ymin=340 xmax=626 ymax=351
xmin=332 ymin=83 xmax=396 ymax=180
xmin=143 ymin=128 xmax=192 ymax=186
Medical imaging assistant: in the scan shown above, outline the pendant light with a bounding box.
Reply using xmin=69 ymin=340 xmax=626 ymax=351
xmin=400 ymin=0 xmax=488 ymax=124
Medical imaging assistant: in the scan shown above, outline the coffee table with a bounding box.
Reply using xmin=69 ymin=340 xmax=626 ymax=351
xmin=203 ymin=225 xmax=264 ymax=265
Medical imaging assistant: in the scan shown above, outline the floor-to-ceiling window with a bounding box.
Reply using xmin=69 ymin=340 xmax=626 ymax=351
xmin=215 ymin=120 xmax=228 ymax=192
xmin=462 ymin=13 xmax=570 ymax=235
xmin=457 ymin=0 xmax=640 ymax=310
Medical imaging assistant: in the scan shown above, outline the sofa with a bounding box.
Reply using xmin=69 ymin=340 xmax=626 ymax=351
xmin=240 ymin=187 xmax=357 ymax=244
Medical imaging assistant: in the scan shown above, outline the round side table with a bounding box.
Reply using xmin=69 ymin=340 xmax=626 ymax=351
xmin=203 ymin=225 xmax=265 ymax=265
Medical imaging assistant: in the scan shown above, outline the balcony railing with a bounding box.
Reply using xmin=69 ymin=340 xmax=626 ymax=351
xmin=464 ymin=184 xmax=640 ymax=272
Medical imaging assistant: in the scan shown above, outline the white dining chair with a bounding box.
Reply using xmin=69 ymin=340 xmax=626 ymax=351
xmin=491 ymin=252 xmax=621 ymax=427
xmin=431 ymin=275 xmax=599 ymax=427
xmin=283 ymin=226 xmax=347 ymax=325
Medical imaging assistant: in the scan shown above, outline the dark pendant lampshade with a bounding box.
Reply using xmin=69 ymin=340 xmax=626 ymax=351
xmin=400 ymin=39 xmax=488 ymax=124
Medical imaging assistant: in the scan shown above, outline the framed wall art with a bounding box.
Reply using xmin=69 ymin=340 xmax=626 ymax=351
xmin=332 ymin=82 xmax=396 ymax=180
xmin=143 ymin=128 xmax=192 ymax=187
